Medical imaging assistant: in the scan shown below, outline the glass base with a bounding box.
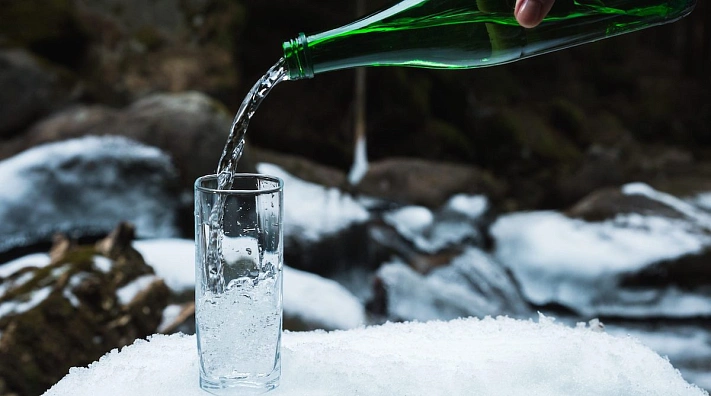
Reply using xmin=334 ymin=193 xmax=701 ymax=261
xmin=200 ymin=373 xmax=280 ymax=395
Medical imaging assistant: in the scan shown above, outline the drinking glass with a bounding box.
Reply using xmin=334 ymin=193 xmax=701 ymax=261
xmin=194 ymin=174 xmax=283 ymax=395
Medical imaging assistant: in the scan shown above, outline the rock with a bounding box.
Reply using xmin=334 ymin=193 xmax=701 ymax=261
xmin=0 ymin=135 xmax=180 ymax=256
xmin=566 ymin=187 xmax=687 ymax=222
xmin=0 ymin=49 xmax=76 ymax=138
xmin=369 ymin=248 xmax=531 ymax=322
xmin=355 ymin=157 xmax=507 ymax=208
xmin=0 ymin=223 xmax=170 ymax=396
xmin=1 ymin=92 xmax=241 ymax=191
xmin=251 ymin=148 xmax=347 ymax=189
xmin=555 ymin=146 xmax=626 ymax=207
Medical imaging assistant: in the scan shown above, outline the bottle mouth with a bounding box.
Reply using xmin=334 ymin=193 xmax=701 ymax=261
xmin=283 ymin=33 xmax=314 ymax=80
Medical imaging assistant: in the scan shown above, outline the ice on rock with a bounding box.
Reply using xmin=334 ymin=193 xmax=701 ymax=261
xmin=44 ymin=316 xmax=707 ymax=396
xmin=377 ymin=248 xmax=529 ymax=322
xmin=0 ymin=253 xmax=50 ymax=277
xmin=383 ymin=204 xmax=481 ymax=254
xmin=623 ymin=183 xmax=711 ymax=229
xmin=116 ymin=275 xmax=160 ymax=305
xmin=0 ymin=285 xmax=52 ymax=317
xmin=445 ymin=194 xmax=489 ymax=219
xmin=92 ymin=256 xmax=113 ymax=273
xmin=0 ymin=136 xmax=180 ymax=253
xmin=134 ymin=239 xmax=196 ymax=292
xmin=257 ymin=163 xmax=369 ymax=241
xmin=693 ymin=192 xmax=711 ymax=211
xmin=491 ymin=209 xmax=711 ymax=317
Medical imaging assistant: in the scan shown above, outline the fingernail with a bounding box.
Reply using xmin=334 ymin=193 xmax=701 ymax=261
xmin=517 ymin=0 xmax=543 ymax=27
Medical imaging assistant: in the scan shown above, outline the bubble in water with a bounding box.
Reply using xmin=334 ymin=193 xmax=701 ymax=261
xmin=246 ymin=248 xmax=253 ymax=255
xmin=227 ymin=277 xmax=253 ymax=290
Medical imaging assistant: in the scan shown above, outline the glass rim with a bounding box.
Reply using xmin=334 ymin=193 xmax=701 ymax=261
xmin=195 ymin=173 xmax=284 ymax=194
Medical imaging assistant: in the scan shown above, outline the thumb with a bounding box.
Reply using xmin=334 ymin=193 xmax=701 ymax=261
xmin=515 ymin=0 xmax=556 ymax=28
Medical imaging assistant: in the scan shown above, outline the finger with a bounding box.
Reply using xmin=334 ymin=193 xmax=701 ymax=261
xmin=514 ymin=0 xmax=556 ymax=28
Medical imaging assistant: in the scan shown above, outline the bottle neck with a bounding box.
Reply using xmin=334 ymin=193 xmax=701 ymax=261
xmin=283 ymin=33 xmax=314 ymax=80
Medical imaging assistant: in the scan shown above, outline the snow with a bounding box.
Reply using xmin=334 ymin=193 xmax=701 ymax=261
xmin=693 ymin=192 xmax=711 ymax=211
xmin=93 ymin=256 xmax=112 ymax=273
xmin=116 ymin=275 xmax=160 ymax=305
xmin=256 ymin=163 xmax=369 ymax=241
xmin=445 ymin=194 xmax=489 ymax=219
xmin=383 ymin=204 xmax=481 ymax=254
xmin=0 ymin=135 xmax=180 ymax=253
xmin=283 ymin=266 xmax=365 ymax=330
xmin=0 ymin=285 xmax=52 ymax=317
xmin=44 ymin=315 xmax=707 ymax=396
xmin=384 ymin=206 xmax=434 ymax=235
xmin=134 ymin=239 xmax=195 ymax=291
xmin=606 ymin=324 xmax=711 ymax=391
xmin=134 ymin=238 xmax=365 ymax=330
xmin=491 ymin=210 xmax=711 ymax=316
xmin=0 ymin=253 xmax=50 ymax=277
xmin=623 ymin=183 xmax=711 ymax=228
xmin=159 ymin=304 xmax=184 ymax=332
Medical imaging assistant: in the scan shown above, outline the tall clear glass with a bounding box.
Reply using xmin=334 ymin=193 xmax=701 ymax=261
xmin=194 ymin=174 xmax=284 ymax=395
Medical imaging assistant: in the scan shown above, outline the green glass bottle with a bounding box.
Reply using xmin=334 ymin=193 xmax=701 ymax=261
xmin=282 ymin=0 xmax=696 ymax=80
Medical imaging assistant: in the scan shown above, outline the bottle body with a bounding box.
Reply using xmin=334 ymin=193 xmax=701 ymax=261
xmin=282 ymin=0 xmax=696 ymax=80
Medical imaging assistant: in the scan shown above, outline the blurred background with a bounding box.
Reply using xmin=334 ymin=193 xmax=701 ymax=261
xmin=0 ymin=0 xmax=710 ymax=395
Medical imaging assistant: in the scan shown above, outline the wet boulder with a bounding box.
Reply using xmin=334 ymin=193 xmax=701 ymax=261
xmin=355 ymin=157 xmax=507 ymax=209
xmin=0 ymin=223 xmax=170 ymax=396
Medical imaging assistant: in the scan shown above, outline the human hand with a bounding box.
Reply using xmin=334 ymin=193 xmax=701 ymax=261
xmin=515 ymin=0 xmax=556 ymax=28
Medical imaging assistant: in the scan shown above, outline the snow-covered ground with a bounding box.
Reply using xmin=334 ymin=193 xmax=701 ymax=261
xmin=43 ymin=315 xmax=707 ymax=396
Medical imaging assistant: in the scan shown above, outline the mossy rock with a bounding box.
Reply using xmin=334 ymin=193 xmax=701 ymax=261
xmin=0 ymin=223 xmax=170 ymax=396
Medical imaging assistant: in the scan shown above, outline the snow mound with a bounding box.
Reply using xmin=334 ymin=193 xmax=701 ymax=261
xmin=44 ymin=315 xmax=706 ymax=396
